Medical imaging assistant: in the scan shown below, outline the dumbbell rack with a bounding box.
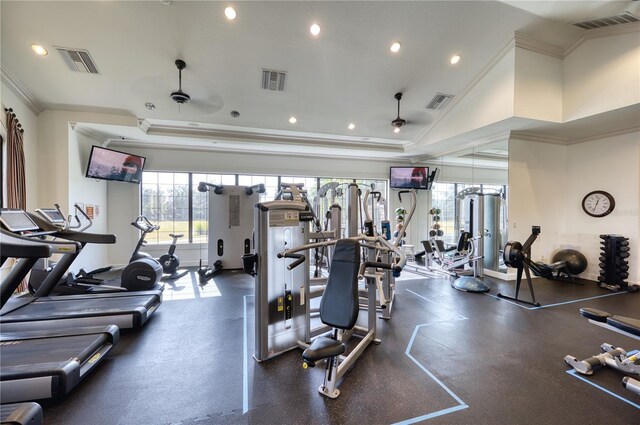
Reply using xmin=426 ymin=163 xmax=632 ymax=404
xmin=598 ymin=234 xmax=629 ymax=291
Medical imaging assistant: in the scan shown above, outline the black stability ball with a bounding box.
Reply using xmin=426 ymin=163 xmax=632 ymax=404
xmin=552 ymin=249 xmax=588 ymax=275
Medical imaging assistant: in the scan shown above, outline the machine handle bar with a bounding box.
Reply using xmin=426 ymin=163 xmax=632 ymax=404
xmin=277 ymin=252 xmax=307 ymax=270
xmin=72 ymin=203 xmax=93 ymax=232
xmin=131 ymin=215 xmax=160 ymax=232
xmin=359 ymin=261 xmax=401 ymax=275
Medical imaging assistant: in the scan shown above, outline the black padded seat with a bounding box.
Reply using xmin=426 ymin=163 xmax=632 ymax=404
xmin=579 ymin=307 xmax=640 ymax=337
xmin=579 ymin=307 xmax=611 ymax=322
xmin=302 ymin=238 xmax=360 ymax=365
xmin=607 ymin=315 xmax=640 ymax=337
xmin=303 ymin=337 xmax=346 ymax=363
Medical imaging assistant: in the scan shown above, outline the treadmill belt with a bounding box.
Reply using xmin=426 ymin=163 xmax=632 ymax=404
xmin=0 ymin=334 xmax=108 ymax=368
xmin=2 ymin=294 xmax=158 ymax=321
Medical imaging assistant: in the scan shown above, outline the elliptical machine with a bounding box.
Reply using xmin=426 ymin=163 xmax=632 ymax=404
xmin=25 ymin=204 xmax=161 ymax=294
xmin=130 ymin=216 xmax=187 ymax=281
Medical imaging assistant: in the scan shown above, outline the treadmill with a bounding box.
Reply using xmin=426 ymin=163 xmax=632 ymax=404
xmin=0 ymin=231 xmax=119 ymax=405
xmin=0 ymin=210 xmax=162 ymax=331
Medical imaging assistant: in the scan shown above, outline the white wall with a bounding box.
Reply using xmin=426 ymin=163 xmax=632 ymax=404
xmin=508 ymin=138 xmax=567 ymax=264
xmin=562 ymin=131 xmax=639 ymax=284
xmin=67 ymin=129 xmax=110 ymax=272
xmin=514 ymin=48 xmax=563 ymax=123
xmin=509 ymin=131 xmax=640 ymax=286
xmin=36 ymin=110 xmax=137 ymax=209
xmin=563 ymin=30 xmax=640 ymax=121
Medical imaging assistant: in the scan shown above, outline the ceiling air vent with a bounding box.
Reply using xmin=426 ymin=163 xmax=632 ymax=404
xmin=55 ymin=47 xmax=100 ymax=74
xmin=425 ymin=93 xmax=454 ymax=111
xmin=261 ymin=69 xmax=286 ymax=91
xmin=572 ymin=11 xmax=639 ymax=29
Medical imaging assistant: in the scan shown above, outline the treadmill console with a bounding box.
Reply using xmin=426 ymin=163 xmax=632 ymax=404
xmin=36 ymin=208 xmax=66 ymax=225
xmin=0 ymin=209 xmax=39 ymax=232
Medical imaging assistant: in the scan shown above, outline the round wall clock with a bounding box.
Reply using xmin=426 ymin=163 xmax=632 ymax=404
xmin=581 ymin=190 xmax=615 ymax=217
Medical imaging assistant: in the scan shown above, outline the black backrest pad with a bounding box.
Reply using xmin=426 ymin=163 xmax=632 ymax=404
xmin=319 ymin=238 xmax=360 ymax=330
xmin=457 ymin=231 xmax=471 ymax=252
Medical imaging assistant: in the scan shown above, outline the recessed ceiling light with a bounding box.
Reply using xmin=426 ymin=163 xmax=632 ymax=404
xmin=224 ymin=6 xmax=237 ymax=20
xmin=450 ymin=54 xmax=461 ymax=65
xmin=289 ymin=116 xmax=297 ymax=124
xmin=309 ymin=23 xmax=321 ymax=36
xmin=393 ymin=127 xmax=400 ymax=134
xmin=160 ymin=0 xmax=172 ymax=5
xmin=348 ymin=123 xmax=356 ymax=130
xmin=31 ymin=44 xmax=47 ymax=56
xmin=390 ymin=42 xmax=401 ymax=53
xmin=145 ymin=102 xmax=156 ymax=110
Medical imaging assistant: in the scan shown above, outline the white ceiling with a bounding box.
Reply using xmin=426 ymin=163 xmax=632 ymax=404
xmin=1 ymin=1 xmax=636 ymax=161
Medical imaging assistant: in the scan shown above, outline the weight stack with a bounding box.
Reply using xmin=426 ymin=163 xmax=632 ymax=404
xmin=597 ymin=234 xmax=630 ymax=291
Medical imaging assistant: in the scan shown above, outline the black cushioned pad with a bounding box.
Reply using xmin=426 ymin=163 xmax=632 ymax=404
xmin=320 ymin=239 xmax=360 ymax=330
xmin=579 ymin=307 xmax=611 ymax=322
xmin=302 ymin=336 xmax=345 ymax=362
xmin=580 ymin=307 xmax=640 ymax=336
xmin=607 ymin=315 xmax=640 ymax=337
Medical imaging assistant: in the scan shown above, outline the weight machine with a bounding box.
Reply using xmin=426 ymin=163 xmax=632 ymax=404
xmin=362 ymin=188 xmax=415 ymax=319
xmin=247 ymin=184 xmax=407 ymax=397
xmin=196 ymin=182 xmax=264 ymax=282
xmin=273 ymin=231 xmax=405 ymax=398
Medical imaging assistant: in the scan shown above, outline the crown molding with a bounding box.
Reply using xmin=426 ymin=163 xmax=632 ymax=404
xmin=564 ymin=22 xmax=640 ymax=57
xmin=74 ymin=126 xmax=109 ymax=144
xmin=569 ymin=124 xmax=640 ymax=144
xmin=139 ymin=121 xmax=406 ymax=154
xmin=509 ymin=131 xmax=569 ymax=145
xmin=0 ymin=65 xmax=44 ymax=116
xmin=109 ymin=138 xmax=410 ymax=164
xmin=412 ymin=130 xmax=511 ymax=163
xmin=511 ymin=123 xmax=640 ymax=146
xmin=514 ymin=32 xmax=564 ymax=59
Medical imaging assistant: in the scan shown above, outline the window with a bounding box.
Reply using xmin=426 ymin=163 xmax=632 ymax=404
xmin=141 ymin=172 xmax=189 ymax=244
xmin=141 ymin=172 xmax=387 ymax=245
xmin=430 ymin=182 xmax=507 ymax=244
xmin=430 ymin=182 xmax=456 ymax=243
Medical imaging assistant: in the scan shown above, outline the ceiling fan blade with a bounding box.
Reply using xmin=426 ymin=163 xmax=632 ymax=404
xmin=132 ymin=75 xmax=224 ymax=115
xmin=190 ymin=96 xmax=224 ymax=114
xmin=404 ymin=111 xmax=433 ymax=127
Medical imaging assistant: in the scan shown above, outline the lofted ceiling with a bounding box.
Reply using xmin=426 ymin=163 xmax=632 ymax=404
xmin=1 ymin=1 xmax=637 ymax=161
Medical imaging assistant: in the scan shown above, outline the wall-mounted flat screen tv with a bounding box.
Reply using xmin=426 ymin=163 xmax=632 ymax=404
xmin=85 ymin=145 xmax=146 ymax=184
xmin=390 ymin=166 xmax=432 ymax=190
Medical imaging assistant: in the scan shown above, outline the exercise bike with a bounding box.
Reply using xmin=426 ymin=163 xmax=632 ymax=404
xmin=131 ymin=216 xmax=188 ymax=280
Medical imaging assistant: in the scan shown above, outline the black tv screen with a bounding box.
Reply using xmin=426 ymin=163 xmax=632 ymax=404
xmin=85 ymin=146 xmax=146 ymax=184
xmin=390 ymin=166 xmax=431 ymax=190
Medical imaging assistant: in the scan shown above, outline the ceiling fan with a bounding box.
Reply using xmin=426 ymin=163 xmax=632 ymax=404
xmin=170 ymin=59 xmax=191 ymax=105
xmin=132 ymin=59 xmax=224 ymax=116
xmin=391 ymin=92 xmax=407 ymax=129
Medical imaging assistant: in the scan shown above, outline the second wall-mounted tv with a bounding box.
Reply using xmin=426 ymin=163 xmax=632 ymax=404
xmin=85 ymin=145 xmax=146 ymax=184
xmin=390 ymin=166 xmax=434 ymax=190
